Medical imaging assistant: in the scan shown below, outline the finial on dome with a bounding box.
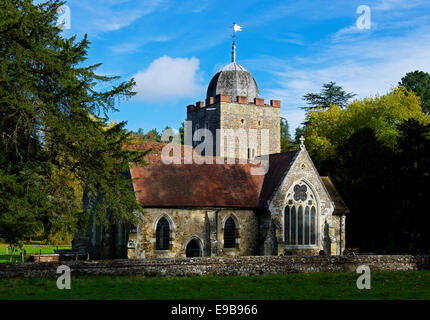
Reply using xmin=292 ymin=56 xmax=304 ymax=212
xmin=232 ymin=22 xmax=242 ymax=63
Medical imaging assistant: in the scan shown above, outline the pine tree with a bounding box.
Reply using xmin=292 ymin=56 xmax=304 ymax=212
xmin=303 ymin=82 xmax=356 ymax=110
xmin=0 ymin=0 xmax=148 ymax=246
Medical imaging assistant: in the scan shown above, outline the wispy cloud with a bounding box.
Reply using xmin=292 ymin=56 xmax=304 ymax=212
xmin=109 ymin=35 xmax=172 ymax=53
xmin=260 ymin=24 xmax=430 ymax=133
xmin=374 ymin=0 xmax=423 ymax=11
xmin=65 ymin=0 xmax=169 ymax=35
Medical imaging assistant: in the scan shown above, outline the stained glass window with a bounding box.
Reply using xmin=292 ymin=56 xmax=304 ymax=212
xmin=298 ymin=206 xmax=303 ymax=245
xmin=156 ymin=217 xmax=170 ymax=250
xmin=224 ymin=217 xmax=236 ymax=248
xmin=285 ymin=182 xmax=318 ymax=247
xmin=293 ymin=184 xmax=307 ymax=201
xmin=305 ymin=206 xmax=310 ymax=245
xmin=284 ymin=206 xmax=290 ymax=244
xmin=311 ymin=206 xmax=316 ymax=245
xmin=291 ymin=206 xmax=296 ymax=245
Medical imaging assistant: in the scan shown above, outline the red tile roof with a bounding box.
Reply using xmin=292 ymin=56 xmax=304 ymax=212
xmin=126 ymin=141 xmax=298 ymax=209
xmin=126 ymin=142 xmax=348 ymax=213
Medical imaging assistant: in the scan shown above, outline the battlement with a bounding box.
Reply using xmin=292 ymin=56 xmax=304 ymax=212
xmin=187 ymin=94 xmax=281 ymax=112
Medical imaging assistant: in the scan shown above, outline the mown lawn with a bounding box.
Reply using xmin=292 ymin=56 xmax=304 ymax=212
xmin=0 ymin=245 xmax=71 ymax=263
xmin=0 ymin=271 xmax=428 ymax=300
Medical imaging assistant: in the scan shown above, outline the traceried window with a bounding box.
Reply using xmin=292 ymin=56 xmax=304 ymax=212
xmin=284 ymin=182 xmax=317 ymax=246
xmin=224 ymin=217 xmax=236 ymax=248
xmin=156 ymin=217 xmax=170 ymax=250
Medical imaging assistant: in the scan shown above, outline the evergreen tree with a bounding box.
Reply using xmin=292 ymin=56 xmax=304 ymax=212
xmin=0 ymin=0 xmax=148 ymax=246
xmin=280 ymin=118 xmax=294 ymax=151
xmin=399 ymin=70 xmax=430 ymax=114
xmin=303 ymin=81 xmax=356 ymax=110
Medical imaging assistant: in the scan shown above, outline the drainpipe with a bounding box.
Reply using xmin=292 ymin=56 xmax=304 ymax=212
xmin=215 ymin=210 xmax=219 ymax=256
xmin=339 ymin=215 xmax=343 ymax=256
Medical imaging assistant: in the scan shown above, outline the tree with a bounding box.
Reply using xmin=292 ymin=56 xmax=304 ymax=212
xmin=399 ymin=70 xmax=430 ymax=114
xmin=303 ymin=82 xmax=356 ymax=110
xmin=146 ymin=128 xmax=161 ymax=142
xmin=280 ymin=118 xmax=295 ymax=151
xmin=0 ymin=0 xmax=148 ymax=246
xmin=302 ymin=86 xmax=430 ymax=253
xmin=179 ymin=122 xmax=185 ymax=145
xmin=333 ymin=127 xmax=395 ymax=252
xmin=303 ymin=86 xmax=429 ymax=165
xmin=294 ymin=125 xmax=305 ymax=144
xmin=392 ymin=119 xmax=430 ymax=252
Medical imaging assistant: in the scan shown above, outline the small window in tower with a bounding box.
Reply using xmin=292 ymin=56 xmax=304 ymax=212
xmin=258 ymin=120 xmax=262 ymax=126
xmin=240 ymin=119 xmax=245 ymax=124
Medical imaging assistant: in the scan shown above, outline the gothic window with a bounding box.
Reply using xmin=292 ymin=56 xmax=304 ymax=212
xmin=156 ymin=217 xmax=170 ymax=250
xmin=284 ymin=182 xmax=318 ymax=246
xmin=224 ymin=217 xmax=236 ymax=248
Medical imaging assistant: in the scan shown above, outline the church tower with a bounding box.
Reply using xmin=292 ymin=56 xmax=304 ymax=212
xmin=186 ymin=31 xmax=281 ymax=159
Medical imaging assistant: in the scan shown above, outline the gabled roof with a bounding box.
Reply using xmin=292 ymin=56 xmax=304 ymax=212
xmin=126 ymin=142 xmax=298 ymax=209
xmin=126 ymin=142 xmax=349 ymax=214
xmin=256 ymin=151 xmax=298 ymax=208
xmin=320 ymin=176 xmax=350 ymax=215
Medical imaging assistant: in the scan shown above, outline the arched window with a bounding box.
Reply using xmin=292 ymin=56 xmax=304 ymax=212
xmin=156 ymin=217 xmax=170 ymax=250
xmin=224 ymin=217 xmax=236 ymax=248
xmin=284 ymin=182 xmax=317 ymax=246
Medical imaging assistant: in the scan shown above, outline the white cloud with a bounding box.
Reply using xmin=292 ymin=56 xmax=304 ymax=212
xmin=132 ymin=56 xmax=203 ymax=101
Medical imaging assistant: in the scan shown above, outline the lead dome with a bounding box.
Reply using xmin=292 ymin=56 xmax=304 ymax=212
xmin=206 ymin=62 xmax=259 ymax=103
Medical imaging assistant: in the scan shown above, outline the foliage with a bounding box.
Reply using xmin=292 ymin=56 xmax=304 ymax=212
xmin=179 ymin=121 xmax=185 ymax=145
xmin=0 ymin=0 xmax=149 ymax=246
xmin=303 ymin=85 xmax=430 ymax=253
xmin=399 ymin=70 xmax=430 ymax=114
xmin=303 ymin=81 xmax=356 ymax=110
xmin=280 ymin=118 xmax=296 ymax=151
xmin=303 ymin=87 xmax=428 ymax=163
xmin=131 ymin=127 xmax=176 ymax=143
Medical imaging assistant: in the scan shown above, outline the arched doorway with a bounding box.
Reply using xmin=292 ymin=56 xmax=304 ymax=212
xmin=186 ymin=239 xmax=202 ymax=257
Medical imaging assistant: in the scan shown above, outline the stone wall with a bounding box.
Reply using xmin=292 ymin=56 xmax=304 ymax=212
xmin=0 ymin=255 xmax=428 ymax=278
xmin=134 ymin=208 xmax=258 ymax=259
xmin=267 ymin=149 xmax=340 ymax=256
xmin=219 ymin=102 xmax=280 ymax=158
xmin=186 ymin=100 xmax=280 ymax=159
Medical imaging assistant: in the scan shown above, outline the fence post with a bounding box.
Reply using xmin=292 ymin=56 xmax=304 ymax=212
xmin=5 ymin=247 xmax=8 ymax=255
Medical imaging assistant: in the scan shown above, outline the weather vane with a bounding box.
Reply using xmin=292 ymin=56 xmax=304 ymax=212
xmin=232 ymin=22 xmax=243 ymax=63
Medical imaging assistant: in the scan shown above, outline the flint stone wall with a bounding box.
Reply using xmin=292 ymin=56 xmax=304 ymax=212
xmin=0 ymin=255 xmax=429 ymax=278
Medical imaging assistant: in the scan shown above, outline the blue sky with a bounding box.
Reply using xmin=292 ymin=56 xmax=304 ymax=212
xmin=56 ymin=0 xmax=430 ymax=135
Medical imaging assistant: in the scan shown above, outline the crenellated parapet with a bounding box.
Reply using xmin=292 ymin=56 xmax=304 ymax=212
xmin=187 ymin=94 xmax=281 ymax=113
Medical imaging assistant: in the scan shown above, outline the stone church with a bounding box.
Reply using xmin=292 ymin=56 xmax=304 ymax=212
xmin=74 ymin=44 xmax=349 ymax=260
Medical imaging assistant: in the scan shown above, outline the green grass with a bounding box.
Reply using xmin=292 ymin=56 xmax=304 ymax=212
xmin=0 ymin=271 xmax=428 ymax=300
xmin=0 ymin=245 xmax=71 ymax=263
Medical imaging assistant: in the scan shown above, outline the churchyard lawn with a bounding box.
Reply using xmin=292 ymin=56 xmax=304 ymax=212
xmin=0 ymin=271 xmax=428 ymax=299
xmin=0 ymin=245 xmax=71 ymax=263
